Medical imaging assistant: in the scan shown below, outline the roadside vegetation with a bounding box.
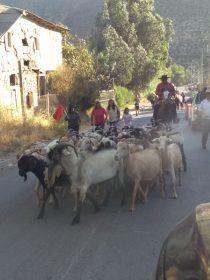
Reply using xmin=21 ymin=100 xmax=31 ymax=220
xmin=0 ymin=0 xmax=190 ymax=156
xmin=0 ymin=107 xmax=61 ymax=154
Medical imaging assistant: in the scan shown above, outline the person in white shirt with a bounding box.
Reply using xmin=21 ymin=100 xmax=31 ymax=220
xmin=199 ymin=89 xmax=210 ymax=149
xmin=107 ymin=99 xmax=120 ymax=127
xmin=122 ymin=107 xmax=133 ymax=127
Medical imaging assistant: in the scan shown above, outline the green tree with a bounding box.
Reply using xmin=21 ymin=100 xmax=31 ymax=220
xmin=171 ymin=63 xmax=190 ymax=86
xmin=91 ymin=0 xmax=173 ymax=91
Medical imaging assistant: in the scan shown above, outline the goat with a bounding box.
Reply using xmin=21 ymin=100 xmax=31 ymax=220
xmin=152 ymin=136 xmax=183 ymax=199
xmin=115 ymin=142 xmax=164 ymax=211
xmin=17 ymin=149 xmax=70 ymax=219
xmin=51 ymin=143 xmax=124 ymax=225
xmin=167 ymin=131 xmax=187 ymax=172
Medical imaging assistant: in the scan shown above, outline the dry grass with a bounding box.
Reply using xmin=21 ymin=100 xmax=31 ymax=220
xmin=0 ymin=107 xmax=91 ymax=156
xmin=0 ymin=108 xmax=65 ymax=156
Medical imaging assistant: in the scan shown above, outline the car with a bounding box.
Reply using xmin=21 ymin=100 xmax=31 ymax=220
xmin=188 ymin=94 xmax=202 ymax=130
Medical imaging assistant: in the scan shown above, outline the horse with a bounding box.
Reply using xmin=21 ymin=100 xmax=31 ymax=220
xmin=153 ymin=99 xmax=177 ymax=126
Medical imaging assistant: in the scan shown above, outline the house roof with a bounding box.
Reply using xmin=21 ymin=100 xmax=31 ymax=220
xmin=0 ymin=4 xmax=68 ymax=38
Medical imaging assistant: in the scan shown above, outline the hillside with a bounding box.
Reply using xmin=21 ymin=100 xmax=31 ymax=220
xmin=1 ymin=0 xmax=210 ymax=67
xmin=0 ymin=0 xmax=103 ymax=37
xmin=155 ymin=0 xmax=210 ymax=67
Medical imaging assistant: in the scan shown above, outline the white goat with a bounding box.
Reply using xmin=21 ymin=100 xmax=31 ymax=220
xmin=51 ymin=144 xmax=124 ymax=225
xmin=152 ymin=136 xmax=183 ymax=198
xmin=115 ymin=142 xmax=164 ymax=211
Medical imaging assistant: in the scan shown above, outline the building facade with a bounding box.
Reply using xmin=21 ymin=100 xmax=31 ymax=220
xmin=0 ymin=4 xmax=67 ymax=114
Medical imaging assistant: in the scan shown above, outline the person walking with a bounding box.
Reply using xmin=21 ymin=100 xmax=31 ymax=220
xmin=198 ymin=88 xmax=210 ymax=149
xmin=134 ymin=94 xmax=141 ymax=116
xmin=106 ymin=99 xmax=120 ymax=127
xmin=91 ymin=100 xmax=107 ymax=130
xmin=65 ymin=104 xmax=81 ymax=133
xmin=122 ymin=107 xmax=133 ymax=127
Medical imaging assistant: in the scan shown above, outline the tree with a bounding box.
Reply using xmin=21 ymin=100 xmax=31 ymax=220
xmin=171 ymin=63 xmax=190 ymax=86
xmin=51 ymin=29 xmax=99 ymax=110
xmin=90 ymin=0 xmax=173 ymax=91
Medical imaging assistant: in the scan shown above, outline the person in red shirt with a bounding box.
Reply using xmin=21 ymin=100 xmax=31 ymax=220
xmin=153 ymin=75 xmax=177 ymax=123
xmin=155 ymin=75 xmax=175 ymax=100
xmin=91 ymin=100 xmax=107 ymax=130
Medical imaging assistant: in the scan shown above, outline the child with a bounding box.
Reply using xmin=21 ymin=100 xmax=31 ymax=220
xmin=122 ymin=107 xmax=133 ymax=127
xmin=65 ymin=104 xmax=81 ymax=133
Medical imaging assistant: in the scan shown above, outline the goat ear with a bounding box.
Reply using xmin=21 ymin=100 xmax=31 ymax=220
xmin=28 ymin=157 xmax=37 ymax=170
xmin=167 ymin=138 xmax=173 ymax=144
xmin=151 ymin=138 xmax=159 ymax=143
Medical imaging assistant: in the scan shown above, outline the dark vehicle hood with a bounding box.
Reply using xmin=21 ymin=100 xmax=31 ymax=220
xmin=156 ymin=203 xmax=210 ymax=279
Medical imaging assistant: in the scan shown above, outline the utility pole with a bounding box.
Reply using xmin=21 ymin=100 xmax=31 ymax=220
xmin=200 ymin=47 xmax=204 ymax=86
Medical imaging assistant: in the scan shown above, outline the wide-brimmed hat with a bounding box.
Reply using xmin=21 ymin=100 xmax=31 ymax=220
xmin=159 ymin=74 xmax=170 ymax=80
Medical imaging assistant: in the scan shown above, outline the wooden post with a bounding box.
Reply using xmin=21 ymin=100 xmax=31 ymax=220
xmin=18 ymin=59 xmax=26 ymax=121
xmin=46 ymin=92 xmax=50 ymax=116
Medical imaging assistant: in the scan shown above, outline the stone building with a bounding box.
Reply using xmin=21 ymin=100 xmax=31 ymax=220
xmin=0 ymin=4 xmax=67 ymax=115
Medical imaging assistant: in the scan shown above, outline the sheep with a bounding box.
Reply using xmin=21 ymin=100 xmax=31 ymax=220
xmin=152 ymin=135 xmax=183 ymax=199
xmin=114 ymin=142 xmax=164 ymax=211
xmin=51 ymin=143 xmax=125 ymax=225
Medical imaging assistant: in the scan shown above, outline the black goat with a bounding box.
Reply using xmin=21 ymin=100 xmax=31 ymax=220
xmin=17 ymin=154 xmax=69 ymax=219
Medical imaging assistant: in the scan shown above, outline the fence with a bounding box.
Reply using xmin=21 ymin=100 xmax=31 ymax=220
xmin=35 ymin=93 xmax=59 ymax=116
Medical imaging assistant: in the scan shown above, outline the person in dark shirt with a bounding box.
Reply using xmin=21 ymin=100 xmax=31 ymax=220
xmin=65 ymin=104 xmax=81 ymax=133
xmin=195 ymin=87 xmax=207 ymax=104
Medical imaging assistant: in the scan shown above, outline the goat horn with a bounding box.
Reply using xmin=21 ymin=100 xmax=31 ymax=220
xmin=167 ymin=131 xmax=180 ymax=137
xmin=66 ymin=144 xmax=78 ymax=157
xmin=56 ymin=143 xmax=78 ymax=157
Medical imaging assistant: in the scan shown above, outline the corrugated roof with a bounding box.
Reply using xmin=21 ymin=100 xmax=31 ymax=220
xmin=0 ymin=4 xmax=68 ymax=38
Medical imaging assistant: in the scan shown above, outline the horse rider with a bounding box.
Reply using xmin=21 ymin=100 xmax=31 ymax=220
xmin=153 ymin=74 xmax=177 ymax=123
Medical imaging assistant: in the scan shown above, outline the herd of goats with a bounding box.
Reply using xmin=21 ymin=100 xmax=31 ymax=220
xmin=17 ymin=122 xmax=187 ymax=225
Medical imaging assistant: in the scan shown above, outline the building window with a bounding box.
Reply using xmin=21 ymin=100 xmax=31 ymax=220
xmin=24 ymin=60 xmax=30 ymax=67
xmin=10 ymin=74 xmax=19 ymax=85
xmin=22 ymin=38 xmax=28 ymax=46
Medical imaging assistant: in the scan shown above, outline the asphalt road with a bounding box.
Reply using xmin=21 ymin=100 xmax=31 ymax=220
xmin=0 ymin=110 xmax=210 ymax=280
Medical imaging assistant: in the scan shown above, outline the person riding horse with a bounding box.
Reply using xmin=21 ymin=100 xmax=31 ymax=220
xmin=153 ymin=75 xmax=178 ymax=125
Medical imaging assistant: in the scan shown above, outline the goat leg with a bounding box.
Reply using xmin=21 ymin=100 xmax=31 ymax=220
xmin=50 ymin=188 xmax=59 ymax=208
xmin=179 ymin=144 xmax=187 ymax=172
xmin=120 ymin=188 xmax=126 ymax=206
xmin=72 ymin=191 xmax=82 ymax=225
xmin=86 ymin=192 xmax=100 ymax=213
xmin=37 ymin=188 xmax=51 ymax=219
xmin=130 ymin=181 xmax=139 ymax=211
xmin=170 ymin=169 xmax=178 ymax=199
xmin=100 ymin=184 xmax=112 ymax=207
xmin=159 ymin=174 xmax=165 ymax=198
xmin=178 ymin=168 xmax=181 ymax=186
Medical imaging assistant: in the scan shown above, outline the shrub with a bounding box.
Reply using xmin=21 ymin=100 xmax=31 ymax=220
xmin=115 ymin=86 xmax=134 ymax=108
